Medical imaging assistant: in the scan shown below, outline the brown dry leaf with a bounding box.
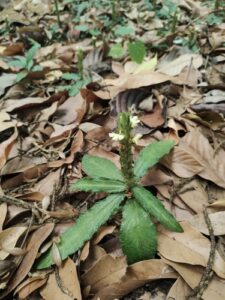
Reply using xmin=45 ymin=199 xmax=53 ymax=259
xmin=189 ymin=211 xmax=225 ymax=236
xmin=16 ymin=277 xmax=48 ymax=300
xmin=176 ymin=179 xmax=209 ymax=213
xmin=48 ymin=130 xmax=83 ymax=168
xmin=40 ymin=258 xmax=82 ymax=300
xmin=163 ymin=258 xmax=225 ymax=300
xmin=96 ymin=71 xmax=184 ymax=98
xmin=208 ymin=199 xmax=225 ymax=209
xmin=88 ymin=259 xmax=177 ymax=300
xmin=3 ymin=97 xmax=49 ymax=113
xmin=47 ymin=123 xmax=77 ymax=140
xmin=0 ymin=226 xmax=27 ymax=259
xmin=35 ymin=169 xmax=61 ymax=197
xmin=140 ymin=103 xmax=165 ymax=128
xmin=163 ymin=129 xmax=225 ymax=188
xmin=1 ymin=156 xmax=47 ymax=176
xmin=81 ymin=245 xmax=107 ymax=273
xmin=157 ymin=53 xmax=203 ymax=76
xmin=0 ymin=128 xmax=18 ymax=170
xmin=158 ymin=221 xmax=225 ymax=279
xmin=47 ymin=203 xmax=78 ymax=219
xmin=34 ymin=102 xmax=58 ymax=132
xmin=92 ymin=226 xmax=116 ymax=245
xmin=54 ymin=93 xmax=87 ymax=125
xmin=140 ymin=167 xmax=172 ymax=187
xmin=82 ymin=254 xmax=127 ymax=294
xmin=184 ymin=111 xmax=225 ymax=131
xmin=168 ymin=86 xmax=202 ymax=118
xmin=1 ymin=164 xmax=48 ymax=189
xmin=85 ymin=127 xmax=109 ymax=143
xmin=167 ymin=276 xmax=192 ymax=300
xmin=0 ymin=204 xmax=7 ymax=232
xmin=0 ymin=223 xmax=54 ymax=299
xmin=0 ymin=43 xmax=24 ymax=56
xmin=79 ymin=122 xmax=101 ymax=133
xmin=5 ymin=205 xmax=30 ymax=227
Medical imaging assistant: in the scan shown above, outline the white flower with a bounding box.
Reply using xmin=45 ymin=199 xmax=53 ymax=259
xmin=132 ymin=133 xmax=142 ymax=144
xmin=130 ymin=115 xmax=140 ymax=128
xmin=109 ymin=132 xmax=125 ymax=141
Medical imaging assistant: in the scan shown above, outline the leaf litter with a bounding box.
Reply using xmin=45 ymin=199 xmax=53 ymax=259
xmin=0 ymin=0 xmax=225 ymax=299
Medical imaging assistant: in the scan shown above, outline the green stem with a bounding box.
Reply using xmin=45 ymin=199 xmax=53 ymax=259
xmin=77 ymin=49 xmax=84 ymax=79
xmin=171 ymin=11 xmax=178 ymax=34
xmin=54 ymin=0 xmax=62 ymax=29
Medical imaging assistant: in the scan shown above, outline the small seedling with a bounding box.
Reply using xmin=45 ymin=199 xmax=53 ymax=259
xmin=59 ymin=49 xmax=91 ymax=96
xmin=36 ymin=112 xmax=183 ymax=269
xmin=9 ymin=39 xmax=42 ymax=82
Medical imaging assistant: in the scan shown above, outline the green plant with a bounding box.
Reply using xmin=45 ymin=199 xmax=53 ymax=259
xmin=36 ymin=112 xmax=183 ymax=269
xmin=9 ymin=39 xmax=42 ymax=82
xmin=108 ymin=39 xmax=146 ymax=64
xmin=128 ymin=40 xmax=146 ymax=64
xmin=59 ymin=49 xmax=91 ymax=96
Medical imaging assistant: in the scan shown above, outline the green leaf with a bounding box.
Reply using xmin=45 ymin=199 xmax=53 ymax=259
xmin=36 ymin=193 xmax=125 ymax=269
xmin=16 ymin=71 xmax=28 ymax=82
xmin=82 ymin=155 xmax=124 ymax=181
xmin=26 ymin=59 xmax=34 ymax=71
xmin=32 ymin=65 xmax=43 ymax=72
xmin=134 ymin=140 xmax=175 ymax=179
xmin=89 ymin=29 xmax=101 ymax=36
xmin=72 ymin=178 xmax=127 ymax=193
xmin=132 ymin=186 xmax=183 ymax=232
xmin=62 ymin=73 xmax=80 ymax=81
xmin=108 ymin=44 xmax=125 ymax=59
xmin=9 ymin=57 xmax=27 ymax=68
xmin=114 ymin=26 xmax=134 ymax=37
xmin=120 ymin=200 xmax=157 ymax=264
xmin=69 ymin=79 xmax=91 ymax=96
xmin=26 ymin=40 xmax=41 ymax=63
xmin=128 ymin=41 xmax=146 ymax=64
xmin=75 ymin=24 xmax=89 ymax=32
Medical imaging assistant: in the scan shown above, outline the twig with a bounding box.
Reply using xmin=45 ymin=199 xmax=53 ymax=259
xmin=0 ymin=194 xmax=34 ymax=210
xmin=187 ymin=206 xmax=216 ymax=299
xmin=55 ymin=266 xmax=73 ymax=298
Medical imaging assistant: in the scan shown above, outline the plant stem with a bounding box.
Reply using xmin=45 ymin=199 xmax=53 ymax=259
xmin=54 ymin=0 xmax=62 ymax=29
xmin=214 ymin=0 xmax=220 ymax=9
xmin=77 ymin=49 xmax=84 ymax=79
xmin=118 ymin=113 xmax=135 ymax=189
xmin=171 ymin=11 xmax=178 ymax=33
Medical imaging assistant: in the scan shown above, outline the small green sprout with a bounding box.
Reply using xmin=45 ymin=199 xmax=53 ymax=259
xmin=9 ymin=39 xmax=42 ymax=82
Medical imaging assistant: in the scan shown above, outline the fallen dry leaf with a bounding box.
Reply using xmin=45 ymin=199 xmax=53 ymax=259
xmin=91 ymin=259 xmax=177 ymax=300
xmin=0 ymin=223 xmax=54 ymax=299
xmin=0 ymin=226 xmax=27 ymax=260
xmin=164 ymin=129 xmax=225 ymax=188
xmin=15 ymin=276 xmax=48 ymax=300
xmin=163 ymin=258 xmax=225 ymax=300
xmin=0 ymin=204 xmax=7 ymax=232
xmin=158 ymin=221 xmax=225 ymax=279
xmin=167 ymin=276 xmax=192 ymax=300
xmin=189 ymin=211 xmax=225 ymax=236
xmin=40 ymin=258 xmax=82 ymax=300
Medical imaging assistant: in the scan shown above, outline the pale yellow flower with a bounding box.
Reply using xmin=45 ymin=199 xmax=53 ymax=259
xmin=130 ymin=115 xmax=140 ymax=128
xmin=132 ymin=133 xmax=142 ymax=144
xmin=109 ymin=132 xmax=125 ymax=141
